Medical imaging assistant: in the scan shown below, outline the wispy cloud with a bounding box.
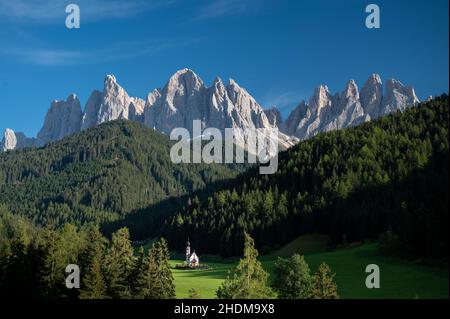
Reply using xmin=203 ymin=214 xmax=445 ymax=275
xmin=12 ymin=49 xmax=86 ymax=66
xmin=0 ymin=38 xmax=199 ymax=66
xmin=195 ymin=0 xmax=266 ymax=20
xmin=0 ymin=0 xmax=177 ymax=24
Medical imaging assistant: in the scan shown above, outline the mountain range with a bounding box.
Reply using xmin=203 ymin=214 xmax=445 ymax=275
xmin=1 ymin=69 xmax=420 ymax=152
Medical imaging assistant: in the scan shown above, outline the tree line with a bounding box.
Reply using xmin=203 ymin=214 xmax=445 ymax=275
xmin=0 ymin=209 xmax=175 ymax=299
xmin=1 ymin=208 xmax=339 ymax=299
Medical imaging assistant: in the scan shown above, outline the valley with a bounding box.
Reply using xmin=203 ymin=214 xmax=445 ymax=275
xmin=0 ymin=95 xmax=448 ymax=299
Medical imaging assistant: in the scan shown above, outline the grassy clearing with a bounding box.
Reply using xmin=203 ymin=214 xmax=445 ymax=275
xmin=170 ymin=236 xmax=448 ymax=299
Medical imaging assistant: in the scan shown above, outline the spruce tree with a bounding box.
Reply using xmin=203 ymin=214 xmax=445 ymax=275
xmin=273 ymin=254 xmax=312 ymax=299
xmin=147 ymin=238 xmax=176 ymax=299
xmin=157 ymin=238 xmax=176 ymax=299
xmin=216 ymin=233 xmax=274 ymax=299
xmin=41 ymin=229 xmax=65 ymax=298
xmin=2 ymin=235 xmax=30 ymax=297
xmin=104 ymin=227 xmax=134 ymax=299
xmin=129 ymin=246 xmax=148 ymax=298
xmin=79 ymin=226 xmax=108 ymax=299
xmin=79 ymin=255 xmax=107 ymax=299
xmin=80 ymin=225 xmax=107 ymax=271
xmin=310 ymin=262 xmax=339 ymax=299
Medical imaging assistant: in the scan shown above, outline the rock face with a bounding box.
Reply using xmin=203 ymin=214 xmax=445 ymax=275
xmin=80 ymin=90 xmax=102 ymax=130
xmin=264 ymin=107 xmax=282 ymax=127
xmin=143 ymin=69 xmax=291 ymax=148
xmin=144 ymin=69 xmax=208 ymax=134
xmin=37 ymin=94 xmax=82 ymax=144
xmin=2 ymin=71 xmax=419 ymax=152
xmin=1 ymin=128 xmax=19 ymax=151
xmin=81 ymin=75 xmax=145 ymax=130
xmin=1 ymin=128 xmax=37 ymax=151
xmin=283 ymin=74 xmax=419 ymax=140
xmin=381 ymin=79 xmax=420 ymax=115
xmin=360 ymin=74 xmax=383 ymax=118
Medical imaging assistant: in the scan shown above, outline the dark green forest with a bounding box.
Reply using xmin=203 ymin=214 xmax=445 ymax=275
xmin=160 ymin=96 xmax=449 ymax=257
xmin=0 ymin=96 xmax=448 ymax=260
xmin=0 ymin=209 xmax=175 ymax=299
xmin=0 ymin=120 xmax=242 ymax=226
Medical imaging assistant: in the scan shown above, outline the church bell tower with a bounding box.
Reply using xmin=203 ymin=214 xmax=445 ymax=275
xmin=186 ymin=238 xmax=191 ymax=263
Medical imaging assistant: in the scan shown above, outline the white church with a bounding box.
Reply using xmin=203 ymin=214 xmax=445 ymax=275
xmin=185 ymin=239 xmax=200 ymax=268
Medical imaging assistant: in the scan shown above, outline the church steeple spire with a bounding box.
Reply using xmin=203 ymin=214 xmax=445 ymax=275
xmin=186 ymin=238 xmax=191 ymax=263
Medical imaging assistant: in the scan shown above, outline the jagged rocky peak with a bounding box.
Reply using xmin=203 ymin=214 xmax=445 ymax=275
xmin=264 ymin=107 xmax=282 ymax=127
xmin=226 ymin=78 xmax=250 ymax=105
xmin=2 ymin=70 xmax=422 ymax=153
xmin=97 ymin=74 xmax=132 ymax=124
xmin=1 ymin=128 xmax=39 ymax=151
xmin=144 ymin=69 xmax=208 ymax=134
xmin=105 ymin=74 xmax=117 ymax=86
xmin=344 ymin=79 xmax=359 ymax=99
xmin=163 ymin=68 xmax=206 ymax=110
xmin=213 ymin=76 xmax=224 ymax=87
xmin=144 ymin=69 xmax=281 ymax=150
xmin=1 ymin=128 xmax=17 ymax=151
xmin=281 ymin=100 xmax=308 ymax=136
xmin=128 ymin=97 xmax=146 ymax=122
xmin=207 ymin=77 xmax=229 ymax=121
xmin=170 ymin=68 xmax=205 ymax=89
xmin=360 ymin=74 xmax=383 ymax=117
xmin=381 ymin=78 xmax=419 ymax=114
xmin=210 ymin=77 xmax=227 ymax=101
xmin=282 ymin=74 xmax=420 ymax=141
xmin=37 ymin=93 xmax=82 ymax=144
xmin=81 ymin=74 xmax=146 ymax=130
xmin=81 ymin=90 xmax=102 ymax=130
xmin=310 ymin=85 xmax=332 ymax=111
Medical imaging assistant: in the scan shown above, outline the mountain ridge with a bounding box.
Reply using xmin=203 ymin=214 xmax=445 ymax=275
xmin=1 ymin=70 xmax=419 ymax=151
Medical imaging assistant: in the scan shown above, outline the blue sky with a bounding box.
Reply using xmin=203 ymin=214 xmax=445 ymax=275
xmin=0 ymin=0 xmax=448 ymax=137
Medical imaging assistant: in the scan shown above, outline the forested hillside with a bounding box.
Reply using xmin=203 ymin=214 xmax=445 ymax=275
xmin=0 ymin=121 xmax=242 ymax=226
xmin=161 ymin=96 xmax=449 ymax=258
xmin=0 ymin=96 xmax=448 ymax=260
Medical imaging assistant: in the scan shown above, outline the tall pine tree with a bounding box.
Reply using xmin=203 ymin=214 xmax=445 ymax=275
xmin=79 ymin=226 xmax=108 ymax=299
xmin=216 ymin=233 xmax=274 ymax=299
xmin=147 ymin=238 xmax=176 ymax=299
xmin=104 ymin=227 xmax=134 ymax=299
xmin=79 ymin=254 xmax=107 ymax=299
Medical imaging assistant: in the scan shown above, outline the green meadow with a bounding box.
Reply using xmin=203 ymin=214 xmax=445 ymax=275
xmin=170 ymin=235 xmax=449 ymax=299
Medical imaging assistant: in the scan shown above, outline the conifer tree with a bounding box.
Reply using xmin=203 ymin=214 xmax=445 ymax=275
xmin=104 ymin=227 xmax=134 ymax=299
xmin=2 ymin=235 xmax=31 ymax=297
xmin=147 ymin=238 xmax=176 ymax=299
xmin=79 ymin=226 xmax=108 ymax=299
xmin=310 ymin=262 xmax=339 ymax=299
xmin=216 ymin=233 xmax=274 ymax=299
xmin=157 ymin=238 xmax=176 ymax=299
xmin=273 ymin=254 xmax=312 ymax=299
xmin=41 ymin=229 xmax=65 ymax=298
xmin=79 ymin=255 xmax=107 ymax=299
xmin=80 ymin=225 xmax=107 ymax=270
xmin=129 ymin=246 xmax=148 ymax=299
